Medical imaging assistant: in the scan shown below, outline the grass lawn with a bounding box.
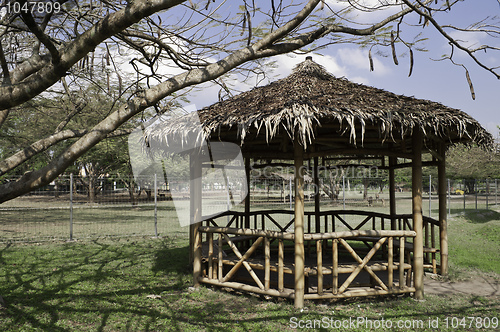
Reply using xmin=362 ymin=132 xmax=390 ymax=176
xmin=0 ymin=212 xmax=499 ymax=331
xmin=447 ymin=210 xmax=500 ymax=276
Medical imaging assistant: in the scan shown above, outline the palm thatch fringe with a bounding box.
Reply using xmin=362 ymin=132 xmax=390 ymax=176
xmin=144 ymin=58 xmax=492 ymax=152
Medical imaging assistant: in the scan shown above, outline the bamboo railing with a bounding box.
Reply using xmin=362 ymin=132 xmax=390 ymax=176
xmin=203 ymin=209 xmax=441 ymax=273
xmin=197 ymin=210 xmax=427 ymax=299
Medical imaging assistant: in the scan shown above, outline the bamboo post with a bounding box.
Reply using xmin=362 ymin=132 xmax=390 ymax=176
xmin=399 ymin=236 xmax=405 ymax=288
xmin=294 ymin=138 xmax=305 ymax=309
xmin=244 ymin=157 xmax=251 ymax=250
xmin=191 ymin=153 xmax=203 ymax=287
xmin=425 ymin=221 xmax=429 ymax=263
xmin=412 ymin=128 xmax=424 ymax=299
xmin=332 ymin=239 xmax=338 ymax=294
xmin=389 ymin=157 xmax=397 ymax=230
xmin=208 ymin=232 xmax=214 ymax=279
xmin=438 ymin=144 xmax=448 ymax=275
xmin=218 ymin=234 xmax=223 ymax=281
xmin=317 ymin=240 xmax=323 ymax=295
xmin=264 ymin=237 xmax=270 ymax=290
xmin=278 ymin=238 xmax=284 ymax=292
xmin=388 ymin=236 xmax=393 ymax=290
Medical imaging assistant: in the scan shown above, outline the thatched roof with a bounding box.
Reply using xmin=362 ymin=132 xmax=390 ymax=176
xmin=145 ymin=57 xmax=492 ymax=159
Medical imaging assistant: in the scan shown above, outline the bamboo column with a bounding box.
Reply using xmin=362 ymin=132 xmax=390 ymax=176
xmin=412 ymin=129 xmax=424 ymax=300
xmin=389 ymin=156 xmax=397 ymax=230
xmin=244 ymin=157 xmax=251 ymax=249
xmin=191 ymin=153 xmax=203 ymax=287
xmin=294 ymin=138 xmax=305 ymax=309
xmin=244 ymin=157 xmax=251 ymax=229
xmin=438 ymin=143 xmax=448 ymax=275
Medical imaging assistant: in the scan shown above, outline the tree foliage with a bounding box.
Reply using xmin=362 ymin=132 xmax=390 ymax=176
xmin=446 ymin=142 xmax=500 ymax=180
xmin=0 ymin=0 xmax=499 ymax=203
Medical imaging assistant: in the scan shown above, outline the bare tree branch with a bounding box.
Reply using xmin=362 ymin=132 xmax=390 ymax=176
xmin=401 ymin=0 xmax=500 ymax=80
xmin=0 ymin=126 xmax=135 ymax=178
xmin=0 ymin=0 xmax=186 ymax=110
xmin=0 ymin=0 xmax=499 ymax=203
xmin=19 ymin=2 xmax=61 ymax=64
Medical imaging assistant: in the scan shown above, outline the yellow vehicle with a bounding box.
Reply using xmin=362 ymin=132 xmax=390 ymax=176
xmin=454 ymin=189 xmax=465 ymax=195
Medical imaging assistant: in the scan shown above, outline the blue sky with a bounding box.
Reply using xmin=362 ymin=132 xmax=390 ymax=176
xmin=185 ymin=0 xmax=499 ymax=137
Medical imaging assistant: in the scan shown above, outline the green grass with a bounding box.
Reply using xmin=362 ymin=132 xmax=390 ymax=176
xmin=0 ymin=202 xmax=183 ymax=242
xmin=1 ymin=209 xmax=499 ymax=332
xmin=447 ymin=209 xmax=500 ymax=277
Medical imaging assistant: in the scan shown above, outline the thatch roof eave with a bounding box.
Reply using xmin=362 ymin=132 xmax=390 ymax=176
xmin=144 ymin=58 xmax=493 ymax=153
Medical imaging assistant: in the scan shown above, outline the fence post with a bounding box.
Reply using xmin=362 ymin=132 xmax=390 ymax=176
xmin=486 ymin=178 xmax=489 ymax=209
xmin=448 ymin=179 xmax=454 ymax=217
xmin=463 ymin=179 xmax=466 ymax=213
xmin=154 ymin=174 xmax=158 ymax=237
xmin=496 ymin=179 xmax=498 ymax=207
xmin=69 ymin=173 xmax=73 ymax=241
xmin=342 ymin=175 xmax=345 ymax=210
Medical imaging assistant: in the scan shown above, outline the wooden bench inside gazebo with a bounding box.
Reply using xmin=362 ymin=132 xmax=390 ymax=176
xmin=145 ymin=57 xmax=492 ymax=308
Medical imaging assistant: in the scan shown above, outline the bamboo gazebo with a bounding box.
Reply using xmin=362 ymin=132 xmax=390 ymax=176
xmin=145 ymin=57 xmax=492 ymax=308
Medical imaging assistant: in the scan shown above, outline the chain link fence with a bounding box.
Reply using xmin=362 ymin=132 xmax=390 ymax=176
xmin=0 ymin=175 xmax=182 ymax=242
xmin=1 ymin=174 xmax=499 ymax=243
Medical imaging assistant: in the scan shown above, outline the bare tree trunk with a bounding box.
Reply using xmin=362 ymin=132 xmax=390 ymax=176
xmin=54 ymin=178 xmax=59 ymax=198
xmin=128 ymin=181 xmax=137 ymax=206
xmin=363 ymin=178 xmax=369 ymax=200
xmin=88 ymin=178 xmax=96 ymax=203
xmin=120 ymin=176 xmax=137 ymax=206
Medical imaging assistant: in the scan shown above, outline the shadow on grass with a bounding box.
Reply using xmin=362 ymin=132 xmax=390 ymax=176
xmin=462 ymin=209 xmax=500 ymax=223
xmin=152 ymin=241 xmax=191 ymax=275
xmin=1 ymin=239 xmax=499 ymax=332
xmin=0 ymin=239 xmax=297 ymax=331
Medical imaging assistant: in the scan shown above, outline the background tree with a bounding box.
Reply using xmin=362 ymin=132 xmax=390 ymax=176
xmin=0 ymin=0 xmax=499 ymax=203
xmin=446 ymin=140 xmax=500 ymax=192
xmin=75 ymin=136 xmax=131 ymax=202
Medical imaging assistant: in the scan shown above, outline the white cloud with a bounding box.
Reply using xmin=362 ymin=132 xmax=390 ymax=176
xmin=448 ymin=30 xmax=484 ymax=50
xmin=102 ymin=35 xmax=219 ymax=91
xmin=327 ymin=0 xmax=400 ymax=11
xmin=314 ymin=54 xmax=349 ymax=77
xmin=325 ymin=0 xmax=403 ymax=23
xmin=349 ymin=76 xmax=370 ymax=85
xmin=336 ymin=47 xmax=391 ymax=76
xmin=267 ymin=53 xmax=347 ymax=79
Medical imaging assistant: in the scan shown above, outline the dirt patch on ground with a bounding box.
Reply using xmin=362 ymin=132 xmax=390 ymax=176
xmin=424 ymin=273 xmax=500 ymax=297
